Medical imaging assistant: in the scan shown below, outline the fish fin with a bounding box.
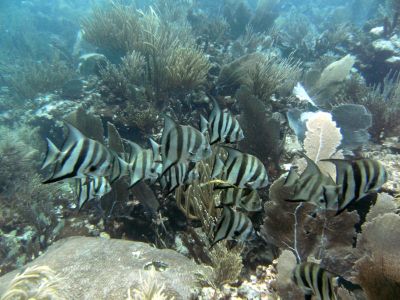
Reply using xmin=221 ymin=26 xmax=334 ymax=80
xmin=124 ymin=140 xmax=143 ymax=163
xmin=211 ymin=156 xmax=225 ymax=179
xmin=200 ymin=115 xmax=208 ymax=134
xmin=41 ymin=138 xmax=60 ymax=169
xmin=222 ymin=146 xmax=242 ymax=158
xmin=301 ymin=153 xmax=322 ymax=175
xmin=284 ymin=167 xmax=299 ymax=187
xmin=128 ymin=174 xmax=142 ymax=188
xmin=163 ymin=114 xmax=177 ymax=135
xmin=63 ymin=122 xmax=85 ymax=150
xmin=149 ymin=138 xmax=161 ymax=161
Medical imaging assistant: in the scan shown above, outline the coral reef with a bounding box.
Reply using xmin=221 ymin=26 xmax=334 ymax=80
xmin=2 ymin=1 xmax=400 ymax=299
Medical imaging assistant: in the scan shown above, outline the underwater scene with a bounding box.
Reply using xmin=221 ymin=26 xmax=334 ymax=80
xmin=0 ymin=0 xmax=400 ymax=299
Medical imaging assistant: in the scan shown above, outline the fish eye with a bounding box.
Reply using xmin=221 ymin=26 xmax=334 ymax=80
xmin=89 ymin=166 xmax=97 ymax=172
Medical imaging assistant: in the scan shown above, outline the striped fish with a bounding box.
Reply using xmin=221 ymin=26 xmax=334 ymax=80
xmin=219 ymin=188 xmax=262 ymax=212
xmin=211 ymin=147 xmax=268 ymax=189
xmin=200 ymin=98 xmax=244 ymax=145
xmin=159 ymin=162 xmax=199 ymax=193
xmin=76 ymin=176 xmax=111 ymax=210
xmin=284 ymin=155 xmax=340 ymax=211
xmin=160 ymin=115 xmax=211 ymax=175
xmin=211 ymin=206 xmax=255 ymax=247
xmin=42 ymin=123 xmax=129 ymax=184
xmin=322 ymin=158 xmax=387 ymax=214
xmin=292 ymin=262 xmax=337 ymax=300
xmin=123 ymin=139 xmax=162 ymax=188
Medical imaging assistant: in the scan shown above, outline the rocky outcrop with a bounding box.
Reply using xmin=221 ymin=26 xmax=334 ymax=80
xmin=0 ymin=236 xmax=211 ymax=299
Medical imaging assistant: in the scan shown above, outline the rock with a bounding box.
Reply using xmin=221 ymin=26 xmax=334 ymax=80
xmin=370 ymin=26 xmax=384 ymax=36
xmin=385 ymin=56 xmax=400 ymax=64
xmin=0 ymin=236 xmax=211 ymax=299
xmin=372 ymin=39 xmax=397 ymax=54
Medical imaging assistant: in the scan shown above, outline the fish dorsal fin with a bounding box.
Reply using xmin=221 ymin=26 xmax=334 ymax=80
xmin=63 ymin=122 xmax=86 ymax=150
xmin=210 ymin=95 xmax=221 ymax=112
xmin=149 ymin=138 xmax=161 ymax=161
xmin=163 ymin=115 xmax=178 ymax=135
xmin=302 ymin=154 xmax=322 ymax=176
xmin=284 ymin=167 xmax=299 ymax=187
xmin=222 ymin=146 xmax=242 ymax=159
xmin=41 ymin=138 xmax=60 ymax=169
xmin=200 ymin=115 xmax=209 ymax=134
xmin=124 ymin=140 xmax=143 ymax=161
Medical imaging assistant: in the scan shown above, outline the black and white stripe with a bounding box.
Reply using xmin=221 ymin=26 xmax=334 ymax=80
xmin=43 ymin=124 xmax=123 ymax=184
xmin=124 ymin=140 xmax=161 ymax=188
xmin=159 ymin=162 xmax=198 ymax=193
xmin=220 ymin=188 xmax=262 ymax=212
xmin=292 ymin=262 xmax=337 ymax=300
xmin=76 ymin=176 xmax=111 ymax=209
xmin=203 ymin=98 xmax=244 ymax=145
xmin=212 ymin=147 xmax=268 ymax=189
xmin=284 ymin=155 xmax=340 ymax=210
xmin=211 ymin=206 xmax=255 ymax=247
xmin=161 ymin=115 xmax=211 ymax=175
xmin=323 ymin=158 xmax=387 ymax=214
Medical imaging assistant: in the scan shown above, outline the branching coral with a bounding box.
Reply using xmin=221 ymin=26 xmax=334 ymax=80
xmin=84 ymin=2 xmax=209 ymax=96
xmin=0 ymin=126 xmax=38 ymax=195
xmin=6 ymin=56 xmax=75 ymax=101
xmin=0 ymin=265 xmax=65 ymax=300
xmin=244 ymin=53 xmax=302 ymax=102
xmin=236 ymin=86 xmax=284 ymax=171
xmin=262 ymin=177 xmax=359 ymax=279
xmin=217 ymin=52 xmax=302 ymax=100
xmin=359 ymin=72 xmax=400 ymax=140
xmin=164 ymin=46 xmax=211 ymax=91
xmin=100 ymin=51 xmax=146 ymax=99
xmin=354 ymin=213 xmax=400 ymax=299
xmin=127 ymin=267 xmax=174 ymax=300
xmin=175 ymin=152 xmax=244 ymax=286
xmin=81 ymin=2 xmax=140 ymax=54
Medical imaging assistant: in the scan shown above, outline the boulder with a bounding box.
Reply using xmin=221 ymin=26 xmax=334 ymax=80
xmin=0 ymin=236 xmax=211 ymax=299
